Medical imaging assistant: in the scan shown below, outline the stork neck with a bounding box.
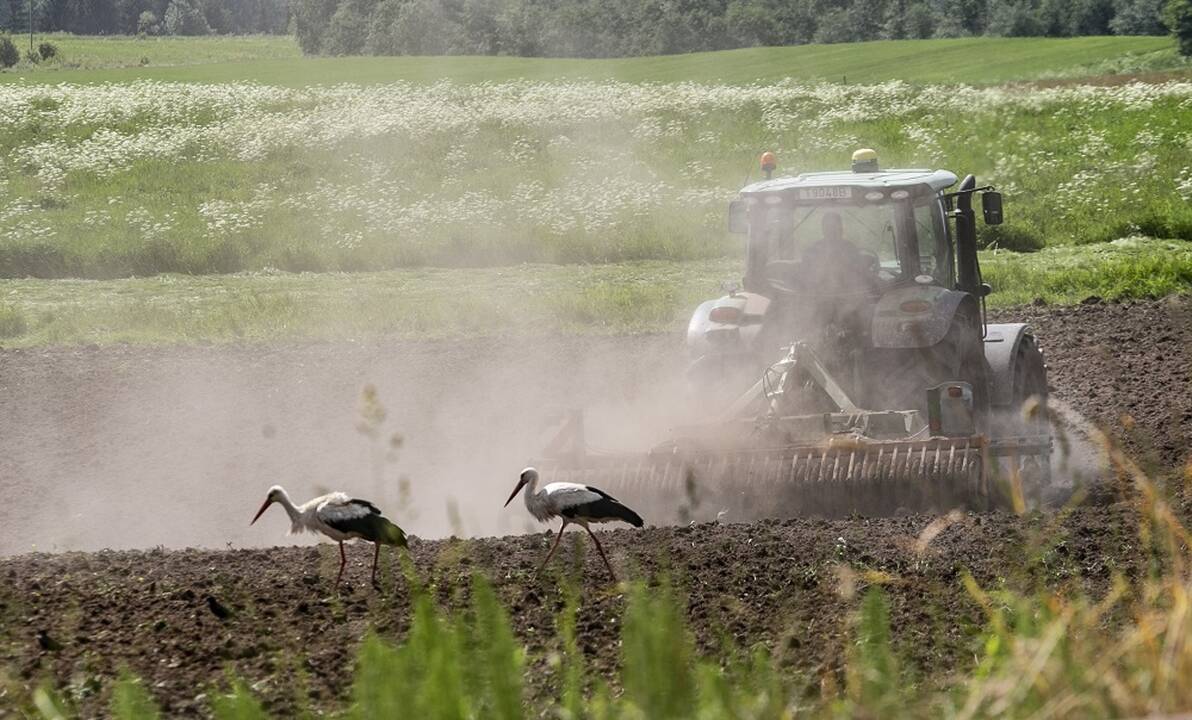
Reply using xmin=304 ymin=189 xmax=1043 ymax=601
xmin=525 ymin=473 xmax=538 ymax=495
xmin=523 ymin=476 xmax=543 ymax=511
xmin=274 ymin=490 xmax=301 ymax=522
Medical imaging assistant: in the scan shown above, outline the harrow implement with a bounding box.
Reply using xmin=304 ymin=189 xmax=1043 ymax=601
xmin=534 ymin=342 xmax=1051 ymax=521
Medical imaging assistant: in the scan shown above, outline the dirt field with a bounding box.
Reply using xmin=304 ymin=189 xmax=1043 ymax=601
xmin=0 ymin=507 xmax=1151 ymax=716
xmin=1 ymin=297 xmax=1189 ymax=715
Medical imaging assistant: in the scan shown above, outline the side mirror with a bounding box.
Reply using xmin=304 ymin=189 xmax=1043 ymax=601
xmin=982 ymin=191 xmax=1003 ymax=225
xmin=728 ymin=200 xmax=748 ymax=234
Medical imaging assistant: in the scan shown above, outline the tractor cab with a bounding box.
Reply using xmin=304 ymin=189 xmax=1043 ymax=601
xmin=688 ymin=150 xmax=1008 ymax=410
xmin=729 ymin=153 xmax=960 ymax=299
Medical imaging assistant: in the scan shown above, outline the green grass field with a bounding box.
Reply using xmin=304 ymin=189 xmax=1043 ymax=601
xmin=2 ymin=33 xmax=298 ymax=71
xmin=0 ymin=240 xmax=1186 ymax=346
xmin=0 ymin=35 xmax=1183 ymax=85
xmin=0 ymin=75 xmax=1188 ymax=281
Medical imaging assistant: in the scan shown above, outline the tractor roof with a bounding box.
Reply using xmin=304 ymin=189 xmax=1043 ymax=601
xmin=740 ymin=169 xmax=958 ymax=195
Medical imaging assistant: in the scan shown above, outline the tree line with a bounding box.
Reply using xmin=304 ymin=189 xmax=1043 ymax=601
xmin=292 ymin=0 xmax=1179 ymax=57
xmin=0 ymin=0 xmax=288 ymax=36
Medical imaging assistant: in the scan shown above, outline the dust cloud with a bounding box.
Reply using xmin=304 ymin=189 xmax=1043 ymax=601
xmin=0 ymin=108 xmax=732 ymax=556
xmin=0 ymin=328 xmax=1124 ymax=556
xmin=0 ymin=334 xmax=702 ymax=555
xmin=0 ymin=324 xmax=1158 ymax=556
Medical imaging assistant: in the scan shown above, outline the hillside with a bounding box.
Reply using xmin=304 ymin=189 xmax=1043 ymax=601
xmin=1 ymin=35 xmax=1182 ymax=86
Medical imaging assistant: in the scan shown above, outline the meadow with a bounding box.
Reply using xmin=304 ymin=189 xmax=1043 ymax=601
xmin=0 ymin=76 xmax=1189 ymax=279
xmin=0 ymin=33 xmax=298 ymax=71
xmin=0 ymin=35 xmax=1184 ymax=85
xmin=0 ymin=37 xmax=1186 ymax=348
xmin=0 ymin=240 xmax=1189 ymax=346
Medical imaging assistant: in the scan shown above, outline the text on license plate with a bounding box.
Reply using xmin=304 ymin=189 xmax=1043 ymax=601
xmin=798 ymin=187 xmax=852 ymax=200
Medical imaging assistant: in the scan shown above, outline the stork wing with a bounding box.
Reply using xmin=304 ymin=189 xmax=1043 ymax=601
xmin=547 ymin=482 xmax=643 ymax=527
xmin=542 ymin=482 xmax=604 ymax=509
xmin=316 ymin=494 xmax=380 ymax=535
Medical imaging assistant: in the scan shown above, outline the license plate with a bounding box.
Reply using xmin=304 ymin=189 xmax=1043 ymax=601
xmin=798 ymin=186 xmax=852 ymax=200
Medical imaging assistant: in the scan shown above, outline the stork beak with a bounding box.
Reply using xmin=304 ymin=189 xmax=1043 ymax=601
xmin=250 ymin=497 xmax=272 ymax=525
xmin=504 ymin=478 xmax=526 ymax=508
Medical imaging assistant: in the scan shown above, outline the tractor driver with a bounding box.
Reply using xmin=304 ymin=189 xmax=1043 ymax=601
xmin=802 ymin=211 xmax=878 ymax=295
xmin=795 ymin=212 xmax=879 ymax=379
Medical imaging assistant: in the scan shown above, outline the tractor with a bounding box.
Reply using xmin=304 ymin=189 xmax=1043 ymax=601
xmin=537 ymin=149 xmax=1052 ymax=521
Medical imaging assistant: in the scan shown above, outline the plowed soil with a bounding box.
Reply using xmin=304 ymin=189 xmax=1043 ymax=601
xmin=1 ymin=297 xmax=1189 ymax=716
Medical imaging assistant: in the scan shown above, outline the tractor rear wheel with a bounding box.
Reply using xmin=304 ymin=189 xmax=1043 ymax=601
xmin=991 ymin=334 xmax=1051 ymax=507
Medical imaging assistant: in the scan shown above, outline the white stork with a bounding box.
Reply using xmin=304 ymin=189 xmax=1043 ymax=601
xmin=504 ymin=467 xmax=643 ymax=580
xmin=251 ymin=485 xmax=408 ymax=587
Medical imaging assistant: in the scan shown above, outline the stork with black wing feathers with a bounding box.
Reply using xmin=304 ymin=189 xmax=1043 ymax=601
xmin=505 ymin=467 xmax=643 ymax=580
xmin=251 ymin=485 xmax=407 ymax=587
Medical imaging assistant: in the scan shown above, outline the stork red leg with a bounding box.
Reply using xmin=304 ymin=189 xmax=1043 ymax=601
xmin=584 ymin=525 xmax=617 ymax=581
xmin=336 ymin=541 xmax=347 ymax=585
xmin=371 ymin=542 xmax=381 ymax=586
xmin=538 ymin=521 xmax=568 ymax=574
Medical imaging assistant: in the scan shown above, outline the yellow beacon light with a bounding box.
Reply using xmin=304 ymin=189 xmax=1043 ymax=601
xmin=851 ymin=148 xmax=879 ymax=173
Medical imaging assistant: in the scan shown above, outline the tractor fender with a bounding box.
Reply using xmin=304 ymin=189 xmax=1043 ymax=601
xmin=983 ymin=323 xmax=1035 ymax=409
xmin=686 ymin=292 xmax=770 ymax=359
xmin=870 ymin=285 xmax=976 ymax=349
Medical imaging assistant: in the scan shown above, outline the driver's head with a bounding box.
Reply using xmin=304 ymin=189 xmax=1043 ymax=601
xmin=821 ymin=212 xmax=844 ymax=243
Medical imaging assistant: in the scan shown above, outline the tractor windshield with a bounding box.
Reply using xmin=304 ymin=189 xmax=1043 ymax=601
xmin=750 ymin=194 xmax=948 ymax=294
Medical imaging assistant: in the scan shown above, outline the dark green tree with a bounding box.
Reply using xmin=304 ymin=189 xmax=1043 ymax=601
xmin=278 ymin=0 xmax=1189 ymax=58
xmin=389 ymin=0 xmax=461 ymax=55
xmin=1037 ymin=0 xmax=1073 ymax=34
xmin=932 ymin=0 xmax=989 ymax=36
xmin=460 ymin=0 xmax=501 ymax=53
xmin=1071 ymin=0 xmax=1115 ymax=33
xmin=813 ymin=8 xmax=855 ymax=43
xmin=494 ymin=0 xmax=546 ymax=56
xmin=855 ymin=0 xmax=888 ymax=40
xmin=0 ymin=35 xmax=17 ymax=67
xmin=1110 ymin=0 xmax=1167 ymax=33
xmin=323 ymin=0 xmax=375 ymax=54
xmin=292 ymin=0 xmax=336 ymax=53
xmin=988 ymin=0 xmax=1042 ymax=35
xmin=136 ymin=8 xmax=158 ymax=32
xmin=725 ymin=0 xmax=770 ymax=45
xmin=363 ymin=0 xmax=401 ymax=53
xmin=1166 ymin=0 xmax=1192 ymax=53
xmin=882 ymin=0 xmax=908 ymax=38
xmin=163 ymin=0 xmax=210 ymax=33
xmin=905 ymin=1 xmax=936 ymax=36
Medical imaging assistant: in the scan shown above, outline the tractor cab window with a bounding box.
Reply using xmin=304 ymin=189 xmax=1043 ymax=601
xmin=764 ymin=206 xmax=898 ymax=266
xmin=757 ymin=201 xmax=908 ymax=294
xmin=913 ymin=199 xmax=948 ymax=281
